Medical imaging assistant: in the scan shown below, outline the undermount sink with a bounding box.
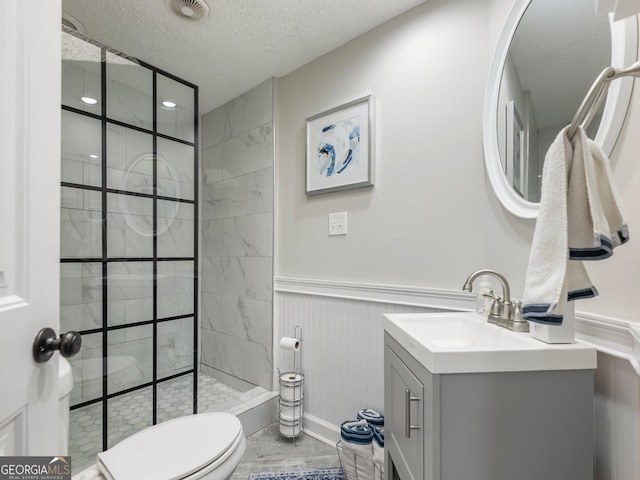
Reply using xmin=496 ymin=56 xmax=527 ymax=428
xmin=384 ymin=311 xmax=596 ymax=374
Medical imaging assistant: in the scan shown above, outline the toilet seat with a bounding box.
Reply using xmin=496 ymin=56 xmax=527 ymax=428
xmin=96 ymin=413 xmax=243 ymax=480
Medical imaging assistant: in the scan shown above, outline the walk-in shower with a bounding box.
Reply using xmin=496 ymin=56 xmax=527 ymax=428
xmin=60 ymin=27 xmax=277 ymax=474
xmin=61 ymin=26 xmax=198 ymax=469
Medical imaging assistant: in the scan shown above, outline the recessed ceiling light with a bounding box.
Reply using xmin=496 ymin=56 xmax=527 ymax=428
xmin=162 ymin=101 xmax=177 ymax=109
xmin=81 ymin=96 xmax=98 ymax=105
xmin=89 ymin=154 xmax=99 ymax=159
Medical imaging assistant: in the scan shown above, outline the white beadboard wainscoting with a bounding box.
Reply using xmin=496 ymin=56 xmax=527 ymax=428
xmin=274 ymin=277 xmax=640 ymax=479
xmin=576 ymin=313 xmax=640 ymax=480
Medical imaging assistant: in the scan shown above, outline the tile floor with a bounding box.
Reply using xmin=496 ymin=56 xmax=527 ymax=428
xmin=69 ymin=372 xmax=279 ymax=475
xmin=231 ymin=422 xmax=342 ymax=479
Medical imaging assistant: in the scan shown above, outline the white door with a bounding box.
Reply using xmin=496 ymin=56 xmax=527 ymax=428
xmin=0 ymin=0 xmax=63 ymax=455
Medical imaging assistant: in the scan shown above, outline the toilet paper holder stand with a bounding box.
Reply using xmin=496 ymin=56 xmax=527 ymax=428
xmin=278 ymin=325 xmax=304 ymax=441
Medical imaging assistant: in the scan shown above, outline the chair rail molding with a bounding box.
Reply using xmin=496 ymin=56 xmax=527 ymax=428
xmin=275 ymin=276 xmax=640 ymax=376
xmin=274 ymin=276 xmax=475 ymax=311
xmin=575 ymin=310 xmax=640 ymax=375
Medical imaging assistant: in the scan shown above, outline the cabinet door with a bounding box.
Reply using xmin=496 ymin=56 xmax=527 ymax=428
xmin=385 ymin=346 xmax=424 ymax=480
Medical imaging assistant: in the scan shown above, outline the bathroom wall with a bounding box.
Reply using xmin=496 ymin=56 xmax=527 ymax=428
xmin=276 ymin=0 xmax=488 ymax=289
xmin=200 ymin=79 xmax=274 ymax=389
xmin=277 ymin=0 xmax=640 ymax=325
xmin=274 ymin=0 xmax=640 ymax=475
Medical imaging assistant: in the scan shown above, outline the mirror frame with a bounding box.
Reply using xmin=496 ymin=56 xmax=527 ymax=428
xmin=483 ymin=0 xmax=638 ymax=219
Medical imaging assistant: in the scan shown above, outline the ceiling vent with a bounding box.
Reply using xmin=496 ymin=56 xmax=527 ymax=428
xmin=166 ymin=0 xmax=210 ymax=22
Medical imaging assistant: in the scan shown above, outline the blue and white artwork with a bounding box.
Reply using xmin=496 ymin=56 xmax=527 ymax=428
xmin=316 ymin=116 xmax=360 ymax=177
xmin=305 ymin=95 xmax=373 ymax=195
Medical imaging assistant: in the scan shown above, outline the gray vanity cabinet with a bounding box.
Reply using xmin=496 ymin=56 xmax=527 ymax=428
xmin=384 ymin=332 xmax=595 ymax=480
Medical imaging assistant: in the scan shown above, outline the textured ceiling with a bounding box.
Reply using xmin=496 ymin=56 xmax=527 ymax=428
xmin=61 ymin=0 xmax=427 ymax=113
xmin=509 ymin=0 xmax=610 ymax=129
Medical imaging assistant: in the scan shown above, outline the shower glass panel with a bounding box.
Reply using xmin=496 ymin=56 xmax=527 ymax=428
xmin=157 ymin=260 xmax=195 ymax=318
xmin=106 ymin=124 xmax=153 ymax=194
xmin=157 ymin=73 xmax=195 ymax=142
xmin=106 ymin=52 xmax=153 ymax=130
xmin=157 ymin=138 xmax=195 ymax=200
xmin=157 ymin=375 xmax=194 ymax=423
xmin=107 ymin=386 xmax=153 ymax=449
xmin=106 ymin=194 xmax=154 ymax=257
xmin=61 ymin=32 xmax=101 ymax=113
xmin=60 ymin=187 xmax=102 ymax=258
xmin=61 ymin=110 xmax=102 ymax=187
xmin=60 ymin=27 xmax=198 ymax=474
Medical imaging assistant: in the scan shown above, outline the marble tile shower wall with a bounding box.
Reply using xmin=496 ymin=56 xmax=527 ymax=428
xmin=200 ymin=79 xmax=274 ymax=389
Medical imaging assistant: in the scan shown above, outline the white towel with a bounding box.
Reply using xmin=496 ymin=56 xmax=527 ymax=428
xmin=588 ymin=138 xmax=628 ymax=248
xmin=340 ymin=419 xmax=374 ymax=480
xmin=523 ymin=126 xmax=627 ymax=324
xmin=357 ymin=408 xmax=384 ymax=428
xmin=372 ymin=426 xmax=384 ymax=480
xmin=568 ymin=129 xmax=614 ymax=260
xmin=523 ymin=127 xmax=574 ymax=324
xmin=342 ymin=442 xmax=373 ymax=480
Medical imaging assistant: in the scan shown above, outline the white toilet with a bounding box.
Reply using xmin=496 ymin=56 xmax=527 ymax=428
xmin=60 ymin=359 xmax=246 ymax=480
xmin=72 ymin=413 xmax=246 ymax=480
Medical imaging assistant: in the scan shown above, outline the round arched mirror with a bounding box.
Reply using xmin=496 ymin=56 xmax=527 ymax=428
xmin=483 ymin=0 xmax=638 ymax=218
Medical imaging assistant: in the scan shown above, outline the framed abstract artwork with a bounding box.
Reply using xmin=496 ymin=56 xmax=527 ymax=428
xmin=305 ymin=95 xmax=374 ymax=195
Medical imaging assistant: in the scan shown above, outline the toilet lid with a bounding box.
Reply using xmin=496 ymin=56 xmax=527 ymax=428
xmin=97 ymin=413 xmax=242 ymax=480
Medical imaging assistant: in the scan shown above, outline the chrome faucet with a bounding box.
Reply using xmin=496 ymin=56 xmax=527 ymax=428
xmin=462 ymin=269 xmax=528 ymax=332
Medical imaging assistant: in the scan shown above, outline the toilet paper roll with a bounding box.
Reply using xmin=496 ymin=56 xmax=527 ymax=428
xmin=280 ymin=336 xmax=301 ymax=351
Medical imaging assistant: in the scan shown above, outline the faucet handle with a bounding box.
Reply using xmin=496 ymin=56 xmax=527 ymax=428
xmin=512 ymin=300 xmax=523 ymax=321
xmin=482 ymin=292 xmax=501 ymax=324
xmin=506 ymin=300 xmax=529 ymax=332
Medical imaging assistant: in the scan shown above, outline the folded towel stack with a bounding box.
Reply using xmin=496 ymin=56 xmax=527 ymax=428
xmin=340 ymin=418 xmax=373 ymax=445
xmin=340 ymin=419 xmax=373 ymax=480
xmin=357 ymin=408 xmax=384 ymax=428
xmin=523 ymin=126 xmax=628 ymax=324
xmin=340 ymin=409 xmax=384 ymax=480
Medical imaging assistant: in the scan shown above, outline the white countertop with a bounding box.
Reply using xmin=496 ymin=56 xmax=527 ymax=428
xmin=384 ymin=311 xmax=597 ymax=374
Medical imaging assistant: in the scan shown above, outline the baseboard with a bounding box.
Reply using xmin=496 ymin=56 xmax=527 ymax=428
xmin=302 ymin=413 xmax=341 ymax=448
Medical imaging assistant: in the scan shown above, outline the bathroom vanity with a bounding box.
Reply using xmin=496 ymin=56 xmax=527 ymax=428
xmin=383 ymin=312 xmax=597 ymax=480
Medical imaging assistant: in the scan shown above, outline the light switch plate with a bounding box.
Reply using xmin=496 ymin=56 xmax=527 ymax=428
xmin=329 ymin=212 xmax=348 ymax=236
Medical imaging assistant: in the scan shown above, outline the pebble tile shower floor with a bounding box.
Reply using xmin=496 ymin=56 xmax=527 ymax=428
xmin=69 ymin=372 xmax=273 ymax=474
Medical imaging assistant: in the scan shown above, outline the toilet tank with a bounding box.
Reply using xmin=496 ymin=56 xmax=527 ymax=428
xmin=58 ymin=357 xmax=74 ymax=455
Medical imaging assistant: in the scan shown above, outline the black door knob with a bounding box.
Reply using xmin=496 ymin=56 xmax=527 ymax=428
xmin=33 ymin=328 xmax=82 ymax=363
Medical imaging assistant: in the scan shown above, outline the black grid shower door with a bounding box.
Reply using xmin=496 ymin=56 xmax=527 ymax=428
xmin=60 ymin=26 xmax=198 ymax=453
